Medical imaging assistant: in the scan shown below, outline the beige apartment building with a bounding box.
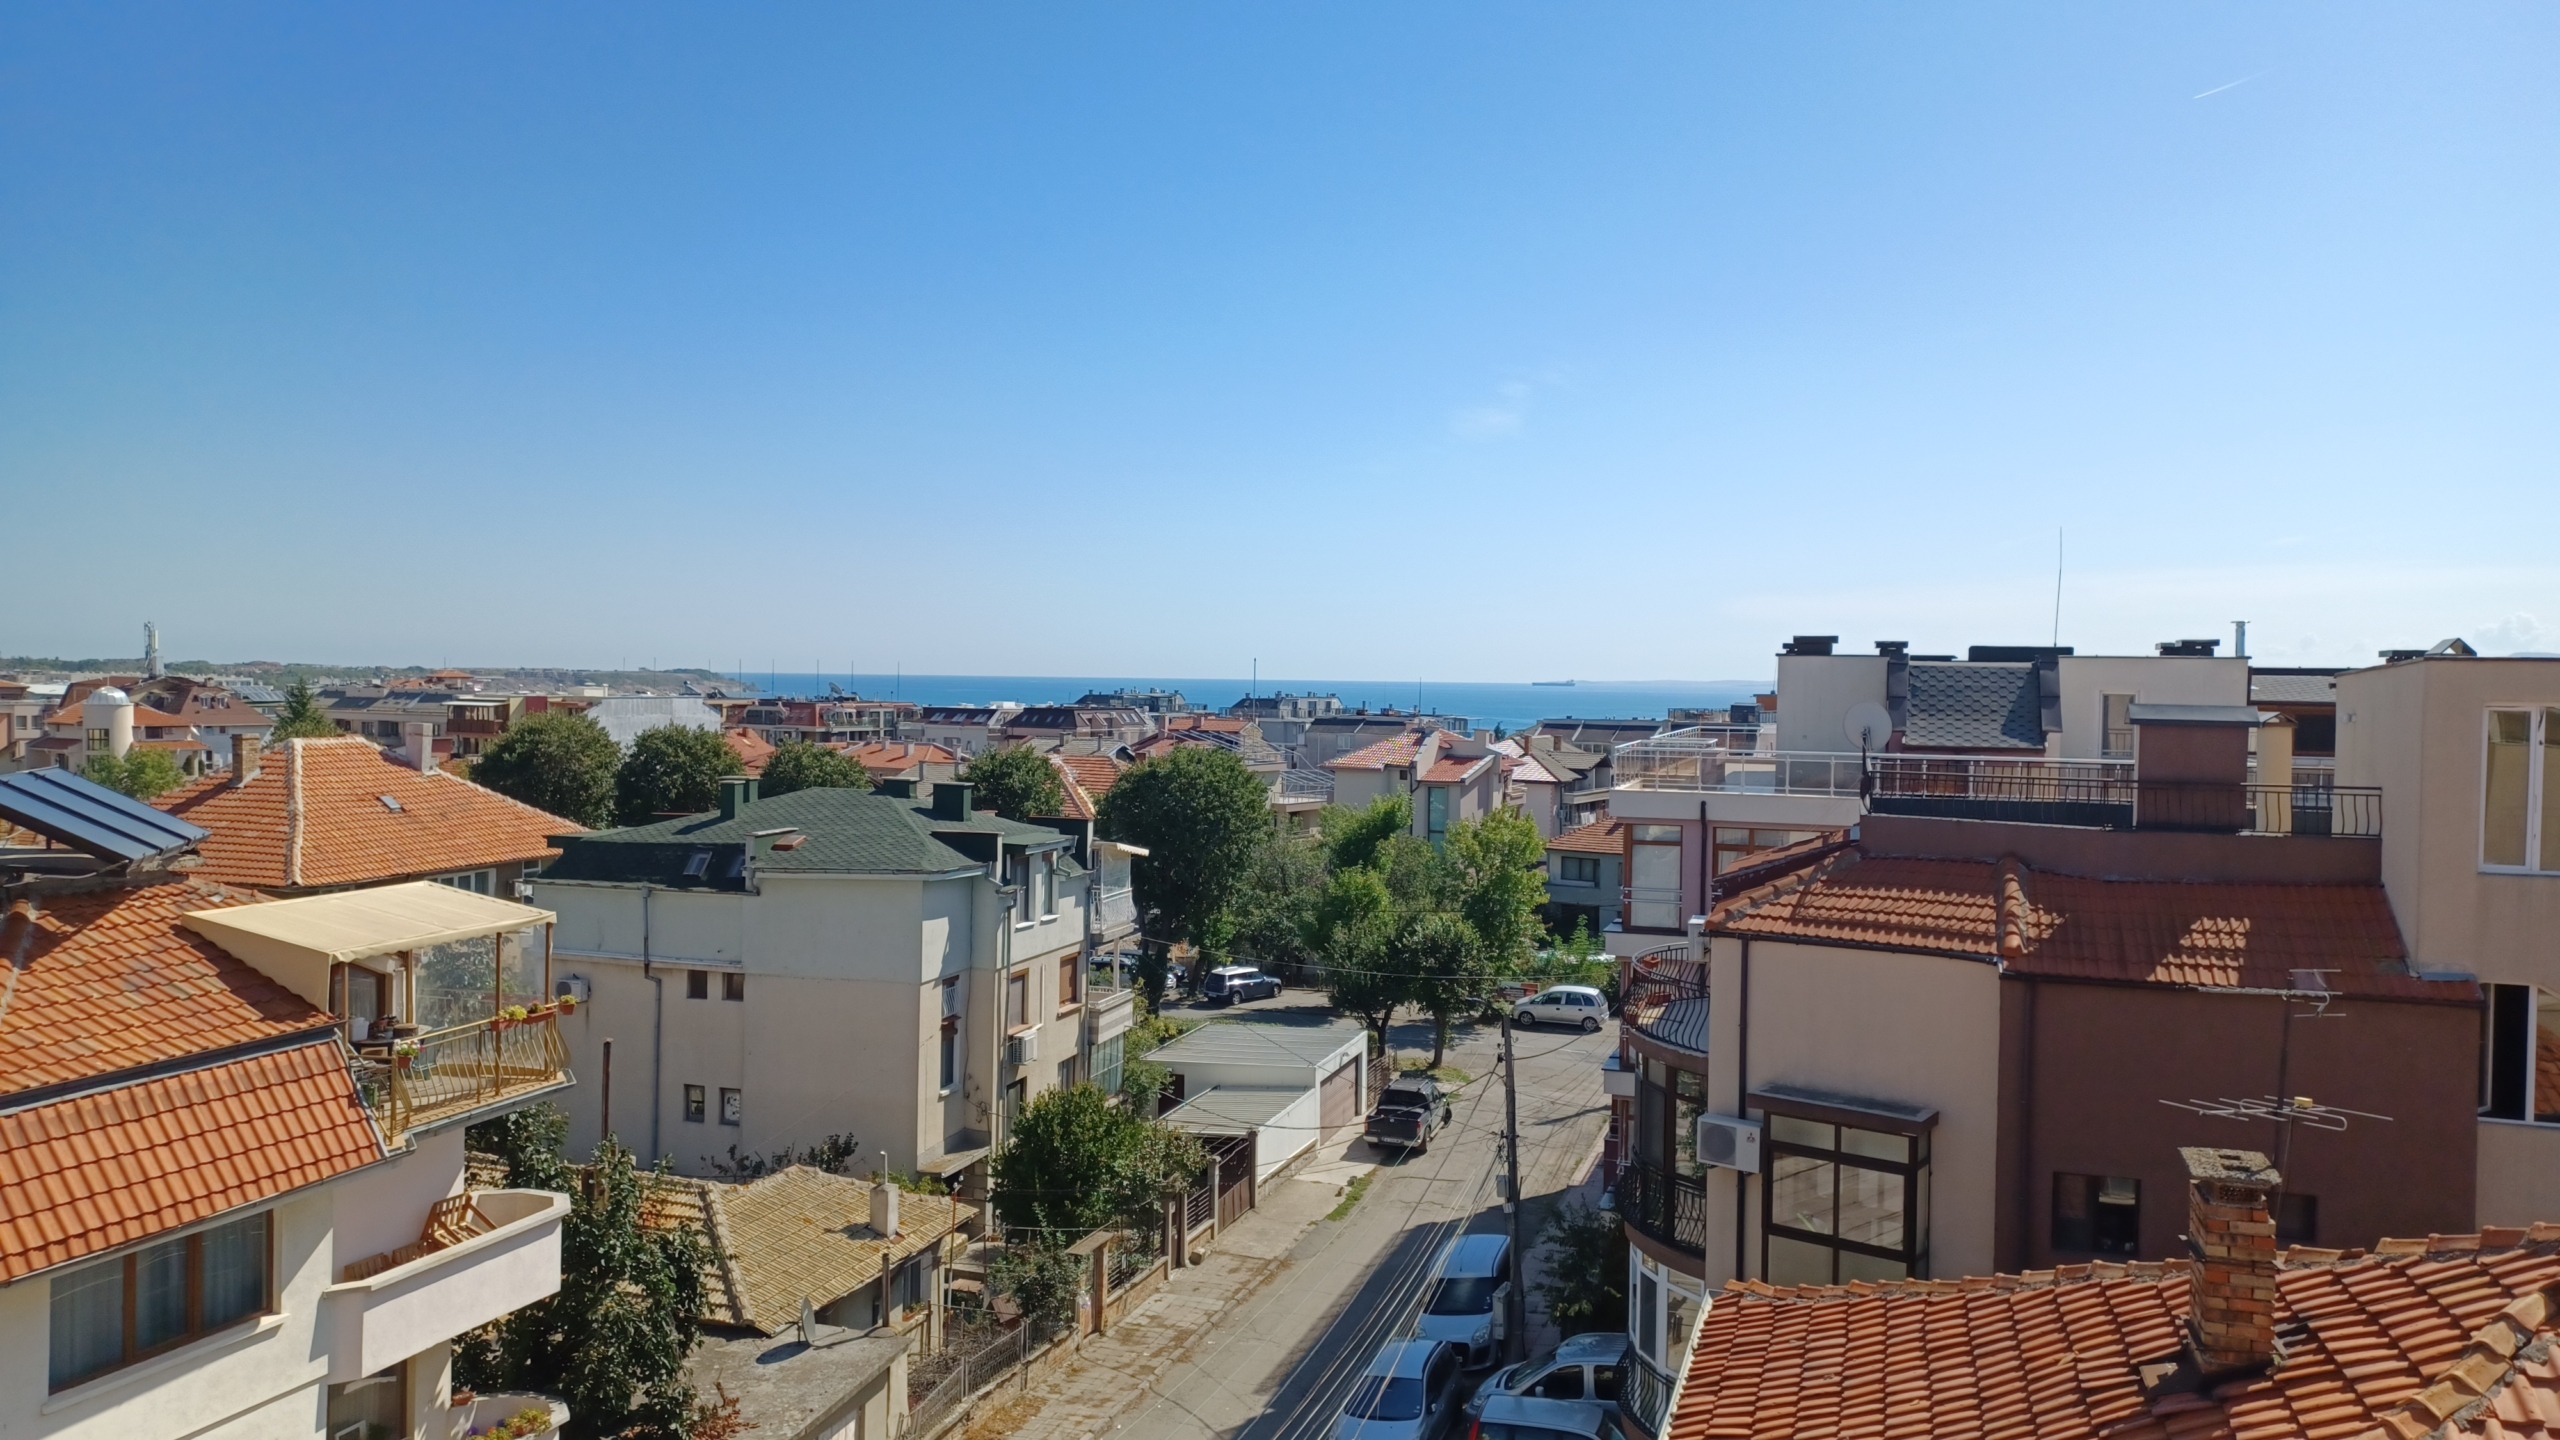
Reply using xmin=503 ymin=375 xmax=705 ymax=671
xmin=2337 ymin=651 xmax=2560 ymax=1226
xmin=532 ymin=778 xmax=1131 ymax=1193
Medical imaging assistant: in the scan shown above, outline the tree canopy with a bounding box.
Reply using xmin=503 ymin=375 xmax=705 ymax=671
xmin=615 ymin=724 xmax=740 ymax=824
xmin=1319 ymin=794 xmax=1410 ymax=872
xmin=1444 ymin=807 xmax=1550 ymax=975
xmin=757 ymin=740 xmax=869 ymax=798
xmin=266 ymin=677 xmax=340 ymax=741
xmin=959 ymin=745 xmax=1065 ymax=821
xmin=990 ymin=1084 xmax=1206 ymax=1241
xmin=1230 ymin=828 xmax=1326 ymax=981
xmin=1312 ymin=865 xmax=1405 ymax=1044
xmin=458 ymin=1105 xmax=710 ymax=1439
xmin=1397 ymin=909 xmax=1488 ymax=1067
xmin=472 ymin=712 xmax=621 ymax=828
xmin=82 ymin=749 xmax=185 ymax=802
xmin=1096 ymin=747 xmax=1273 ymax=1002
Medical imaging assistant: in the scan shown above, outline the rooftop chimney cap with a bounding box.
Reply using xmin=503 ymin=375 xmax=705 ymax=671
xmin=931 ymin=781 xmax=975 ymax=820
xmin=1874 ymin=641 xmax=1909 ymax=656
xmin=718 ymin=775 xmax=757 ymax=821
xmin=2156 ymin=639 xmax=2223 ymax=658
xmin=2180 ymin=1146 xmax=2279 ymax=1191
xmin=1781 ymin=635 xmax=1839 ymax=657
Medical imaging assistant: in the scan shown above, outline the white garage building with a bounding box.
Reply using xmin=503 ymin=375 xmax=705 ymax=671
xmin=1148 ymin=1018 xmax=1373 ymax=1183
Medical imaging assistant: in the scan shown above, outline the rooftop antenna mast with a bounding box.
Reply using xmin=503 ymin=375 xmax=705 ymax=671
xmin=2160 ymin=969 xmax=2387 ymax=1217
xmin=2051 ymin=527 xmax=2064 ymax=648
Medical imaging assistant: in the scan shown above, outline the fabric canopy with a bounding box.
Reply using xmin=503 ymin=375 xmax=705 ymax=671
xmin=182 ymin=881 xmax=553 ymax=966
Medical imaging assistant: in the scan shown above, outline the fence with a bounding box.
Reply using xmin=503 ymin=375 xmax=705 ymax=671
xmin=1614 ymin=1158 xmax=1711 ymax=1256
xmin=908 ymin=1321 xmax=1047 ymax=1440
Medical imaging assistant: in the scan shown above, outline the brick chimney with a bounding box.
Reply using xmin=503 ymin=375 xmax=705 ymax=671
xmin=2182 ymin=1146 xmax=2282 ymax=1375
xmin=231 ymin=734 xmax=262 ymax=788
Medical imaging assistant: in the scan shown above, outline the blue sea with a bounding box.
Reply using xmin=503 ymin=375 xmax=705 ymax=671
xmin=729 ymin=673 xmax=1768 ymax=734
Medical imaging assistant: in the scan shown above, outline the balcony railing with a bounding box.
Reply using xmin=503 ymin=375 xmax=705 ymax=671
xmin=1870 ymin=770 xmax=2380 ymax=838
xmin=1623 ymin=1353 xmax=1675 ymax=1438
xmin=1614 ymin=1156 xmax=1710 ymax=1255
xmin=1623 ymin=946 xmax=1708 ymax=1055
xmin=351 ymin=1012 xmax=570 ymax=1142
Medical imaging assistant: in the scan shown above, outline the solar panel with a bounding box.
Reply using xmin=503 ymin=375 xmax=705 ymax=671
xmin=0 ymin=768 xmax=210 ymax=864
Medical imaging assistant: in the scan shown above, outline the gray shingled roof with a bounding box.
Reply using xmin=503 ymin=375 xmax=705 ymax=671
xmin=1901 ymin=662 xmax=2046 ymax=750
xmin=2251 ymin=672 xmax=2339 ymax=705
xmin=543 ymin=787 xmax=1068 ymax=887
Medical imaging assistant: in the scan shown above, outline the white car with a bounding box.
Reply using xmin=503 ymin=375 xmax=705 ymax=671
xmin=1513 ymin=985 xmax=1608 ymax=1032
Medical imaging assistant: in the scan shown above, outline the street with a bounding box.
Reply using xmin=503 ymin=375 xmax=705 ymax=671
xmin=1037 ymin=993 xmax=1615 ymax=1440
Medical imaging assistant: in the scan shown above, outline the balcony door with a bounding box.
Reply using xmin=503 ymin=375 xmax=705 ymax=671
xmin=1627 ymin=825 xmax=1682 ymax=930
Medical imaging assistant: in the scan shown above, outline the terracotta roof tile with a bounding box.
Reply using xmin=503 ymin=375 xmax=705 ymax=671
xmin=1422 ymin=753 xmax=1494 ymax=784
xmin=1708 ymin=853 xmax=2450 ymax=1000
xmin=1548 ymin=818 xmax=1625 ymax=855
xmin=843 ymin=742 xmax=960 ymax=776
xmin=722 ymin=728 xmax=776 ymax=774
xmin=155 ymin=736 xmax=581 ymax=890
xmin=0 ymin=882 xmax=332 ymax=1095
xmin=0 ymin=1038 xmax=384 ymax=1282
xmin=1325 ymin=732 xmax=1428 ymax=771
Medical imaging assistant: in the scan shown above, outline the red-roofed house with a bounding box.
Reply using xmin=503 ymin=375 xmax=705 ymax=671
xmin=1545 ymin=817 xmax=1624 ymax=934
xmin=845 ymin=741 xmax=963 ymax=789
xmin=0 ymin=844 xmax=574 ymax=1437
xmin=1325 ymin=728 xmax=1506 ymax=844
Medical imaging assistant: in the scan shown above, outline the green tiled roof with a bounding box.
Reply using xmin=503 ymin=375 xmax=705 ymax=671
xmin=544 ymin=788 xmax=1069 ymax=887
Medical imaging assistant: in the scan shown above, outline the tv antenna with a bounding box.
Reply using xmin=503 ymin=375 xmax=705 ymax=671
xmin=2160 ymin=969 xmax=2384 ymax=1212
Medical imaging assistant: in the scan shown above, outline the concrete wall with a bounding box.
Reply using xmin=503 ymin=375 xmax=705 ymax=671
xmin=1329 ymin=766 xmax=1401 ymax=814
xmin=1702 ymin=937 xmax=2005 ymax=1286
xmin=1997 ymin=977 xmax=2477 ymax=1270
xmin=2054 ymin=656 xmax=2247 ymax=759
xmin=1774 ymin=655 xmax=1887 ymax=756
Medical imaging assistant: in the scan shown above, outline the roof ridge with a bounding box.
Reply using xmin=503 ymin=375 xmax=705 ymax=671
xmin=2347 ymin=1282 xmax=2559 ymax=1439
xmin=1713 ymin=849 xmax=1851 ymax=925
xmin=285 ymin=737 xmax=304 ymax=888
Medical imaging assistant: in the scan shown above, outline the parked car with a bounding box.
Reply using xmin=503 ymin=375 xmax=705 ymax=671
xmin=1336 ymin=1338 xmax=1467 ymax=1440
xmin=1464 ymin=1333 xmax=1629 ymax=1422
xmin=1415 ymin=1233 xmax=1513 ymax=1366
xmin=1512 ymin=985 xmax=1608 ymax=1032
xmin=1365 ymin=1076 xmax=1455 ymax=1154
xmin=1203 ymin=965 xmax=1282 ymax=1005
xmin=1467 ymin=1393 xmax=1618 ymax=1440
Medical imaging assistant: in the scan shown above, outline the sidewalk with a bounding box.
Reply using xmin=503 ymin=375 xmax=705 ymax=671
xmin=988 ymin=1134 xmax=1376 ymax=1440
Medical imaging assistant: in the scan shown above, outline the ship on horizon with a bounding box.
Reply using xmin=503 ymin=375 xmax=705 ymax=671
xmin=1531 ymin=678 xmax=1576 ymax=687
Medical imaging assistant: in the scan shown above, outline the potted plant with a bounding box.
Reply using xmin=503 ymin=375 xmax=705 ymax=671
xmin=555 ymin=993 xmax=578 ymax=1015
xmin=392 ymin=1041 xmax=420 ymax=1071
xmin=495 ymin=1005 xmax=529 ymax=1031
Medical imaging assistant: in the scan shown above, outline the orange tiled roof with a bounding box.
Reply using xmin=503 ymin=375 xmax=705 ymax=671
xmin=1548 ymin=817 xmax=1624 ymax=855
xmin=0 ymin=882 xmax=330 ymax=1094
xmin=1325 ymin=732 xmax=1427 ymax=771
xmin=1709 ymin=852 xmax=2451 ymax=1000
xmin=1421 ymin=753 xmax=1493 ymax=784
xmin=155 ymin=736 xmax=580 ymax=890
xmin=845 ymin=741 xmax=960 ymax=775
xmin=722 ymin=727 xmax=775 ymax=774
xmin=1163 ymin=715 xmax=1247 ymax=734
xmin=49 ymin=702 xmax=191 ymax=728
xmin=0 ymin=1038 xmax=384 ymax=1283
xmin=1671 ymin=1232 xmax=2560 ymax=1440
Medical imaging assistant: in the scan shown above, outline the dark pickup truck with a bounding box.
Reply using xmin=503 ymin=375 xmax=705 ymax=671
xmin=1365 ymin=1077 xmax=1456 ymax=1155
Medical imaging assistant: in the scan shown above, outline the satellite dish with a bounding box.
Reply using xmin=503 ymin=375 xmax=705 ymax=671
xmin=1845 ymin=702 xmax=1893 ymax=752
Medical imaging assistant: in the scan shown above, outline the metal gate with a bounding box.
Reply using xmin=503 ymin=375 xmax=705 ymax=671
xmin=1320 ymin=1056 xmax=1360 ymax=1132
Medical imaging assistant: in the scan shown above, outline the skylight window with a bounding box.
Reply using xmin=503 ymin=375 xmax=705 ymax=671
xmin=378 ymin=795 xmax=403 ymax=813
xmin=681 ymin=849 xmax=712 ymax=879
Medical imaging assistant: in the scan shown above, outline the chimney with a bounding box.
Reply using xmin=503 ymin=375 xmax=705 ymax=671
xmin=2182 ymin=1147 xmax=2282 ymax=1375
xmin=870 ymin=1158 xmax=901 ymax=1238
xmin=401 ymin=720 xmax=436 ymax=773
xmin=231 ymin=734 xmax=262 ymax=788
xmin=874 ymin=777 xmax=916 ymax=799
xmin=931 ymin=781 xmax=975 ymax=820
xmin=718 ymin=776 xmax=756 ymax=820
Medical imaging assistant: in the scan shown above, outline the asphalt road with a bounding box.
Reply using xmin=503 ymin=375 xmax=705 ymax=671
xmin=1110 ymin=995 xmax=1615 ymax=1440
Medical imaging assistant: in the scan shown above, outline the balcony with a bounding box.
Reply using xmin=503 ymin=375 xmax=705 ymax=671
xmin=321 ymin=1189 xmax=568 ymax=1381
xmin=351 ymin=1012 xmax=571 ymax=1143
xmin=1614 ymin=1156 xmax=1709 ymax=1255
xmin=1869 ymin=766 xmax=2380 ymax=838
xmin=1615 ymin=734 xmax=1871 ymax=797
xmin=1087 ymin=987 xmax=1136 ymax=1046
xmin=1622 ymin=945 xmax=1708 ymax=1056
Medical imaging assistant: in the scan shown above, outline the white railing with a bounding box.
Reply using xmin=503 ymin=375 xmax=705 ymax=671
xmin=1614 ymin=734 xmax=2138 ymax=799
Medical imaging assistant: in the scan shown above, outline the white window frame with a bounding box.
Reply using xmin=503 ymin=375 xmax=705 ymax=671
xmin=432 ymin=869 xmax=498 ymax=895
xmin=2480 ymin=708 xmax=2560 ymax=875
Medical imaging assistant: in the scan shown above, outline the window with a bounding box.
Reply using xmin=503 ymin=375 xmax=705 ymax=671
xmin=890 ymin=1253 xmax=932 ymax=1314
xmin=1091 ymin=1034 xmax=1125 ymax=1097
xmin=2484 ymin=709 xmax=2560 ymax=872
xmin=432 ymin=869 xmax=495 ymax=895
xmin=1056 ymin=1055 xmax=1079 ymax=1090
xmin=2481 ymin=983 xmax=2560 ymax=1123
xmin=1559 ymin=855 xmax=1601 ymax=885
xmin=49 ymin=1210 xmax=271 ymax=1391
xmin=1058 ymin=955 xmax=1081 ymax=1010
xmin=326 ymin=1366 xmax=407 ymax=1440
xmin=939 ymin=1027 xmax=960 ymax=1091
xmin=1628 ymin=824 xmax=1683 ymax=930
xmin=1039 ymin=854 xmax=1058 ymax=917
xmin=1761 ymin=1111 xmax=1930 ymax=1284
xmin=684 ymin=1085 xmax=706 ymax=1122
xmin=686 ymin=970 xmax=709 ymax=1000
xmin=1426 ymin=787 xmax=1449 ymax=843
xmin=1711 ymin=827 xmax=1821 ymax=876
xmin=2102 ymin=694 xmax=2136 ymax=759
xmin=2279 ymin=1192 xmax=2318 ymax=1246
xmin=1007 ymin=970 xmax=1030 ymax=1030
xmin=1010 ymin=856 xmax=1037 ymax=925
xmin=722 ymin=971 xmax=745 ymax=1002
xmin=2051 ymin=1174 xmax=2140 ymax=1255
xmin=719 ymin=1088 xmax=743 ymax=1126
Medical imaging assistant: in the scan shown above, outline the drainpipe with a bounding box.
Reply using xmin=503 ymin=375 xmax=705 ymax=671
xmin=642 ymin=884 xmax=664 ymax=1165
xmin=1734 ymin=936 xmax=1751 ymax=1284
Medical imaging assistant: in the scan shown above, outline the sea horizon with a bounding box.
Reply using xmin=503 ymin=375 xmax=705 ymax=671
xmin=733 ymin=672 xmax=1769 ymax=734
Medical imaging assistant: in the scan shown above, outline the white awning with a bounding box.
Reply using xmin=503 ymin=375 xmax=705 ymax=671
xmin=182 ymin=882 xmax=554 ymax=1007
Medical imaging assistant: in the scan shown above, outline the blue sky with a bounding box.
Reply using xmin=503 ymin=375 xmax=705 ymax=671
xmin=4 ymin=4 xmax=2554 ymax=680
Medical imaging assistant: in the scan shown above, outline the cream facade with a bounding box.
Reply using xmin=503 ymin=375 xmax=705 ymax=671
xmin=2336 ymin=654 xmax=2560 ymax=1226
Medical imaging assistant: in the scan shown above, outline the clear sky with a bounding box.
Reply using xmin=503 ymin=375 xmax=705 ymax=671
xmin=4 ymin=4 xmax=2554 ymax=681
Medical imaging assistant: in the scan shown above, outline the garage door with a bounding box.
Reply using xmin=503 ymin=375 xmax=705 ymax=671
xmin=1319 ymin=1057 xmax=1360 ymax=1133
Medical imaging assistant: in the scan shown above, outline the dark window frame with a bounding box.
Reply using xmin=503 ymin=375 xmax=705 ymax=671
xmin=2051 ymin=1172 xmax=2141 ymax=1256
xmin=47 ymin=1210 xmax=274 ymax=1393
xmin=684 ymin=1084 xmax=706 ymax=1123
xmin=686 ymin=970 xmax=709 ymax=1000
xmin=1755 ymin=1096 xmax=1931 ymax=1283
xmin=721 ymin=971 xmax=745 ymax=1003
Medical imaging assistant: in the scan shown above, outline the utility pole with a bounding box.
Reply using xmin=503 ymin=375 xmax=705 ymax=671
xmin=1501 ymin=1012 xmax=1524 ymax=1365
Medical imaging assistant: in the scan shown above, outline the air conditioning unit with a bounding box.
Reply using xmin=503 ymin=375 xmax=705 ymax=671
xmin=1696 ymin=1115 xmax=1763 ymax=1174
xmin=556 ymin=975 xmax=591 ymax=1004
xmin=1007 ymin=1029 xmax=1039 ymax=1067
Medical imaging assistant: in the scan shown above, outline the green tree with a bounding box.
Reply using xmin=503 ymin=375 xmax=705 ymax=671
xmin=1318 ymin=794 xmax=1410 ymax=872
xmin=82 ymin=750 xmax=185 ymax=801
xmin=1312 ymin=866 xmax=1408 ymax=1047
xmin=267 ymin=677 xmax=339 ymax=741
xmin=1445 ymin=808 xmax=1551 ymax=977
xmin=616 ymin=724 xmax=740 ymax=824
xmin=1533 ymin=1198 xmax=1628 ymax=1333
xmin=757 ymin=740 xmax=870 ymax=798
xmin=1399 ymin=909 xmax=1489 ymax=1068
xmin=989 ymin=1245 xmax=1087 ymax=1335
xmin=457 ymin=1105 xmax=709 ymax=1439
xmin=1232 ymin=828 xmax=1326 ymax=981
xmin=989 ymin=1084 xmax=1207 ymax=1241
xmin=959 ymin=745 xmax=1065 ymax=820
xmin=473 ymin=712 xmax=621 ymax=829
xmin=1098 ymin=747 xmax=1274 ymax=1001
